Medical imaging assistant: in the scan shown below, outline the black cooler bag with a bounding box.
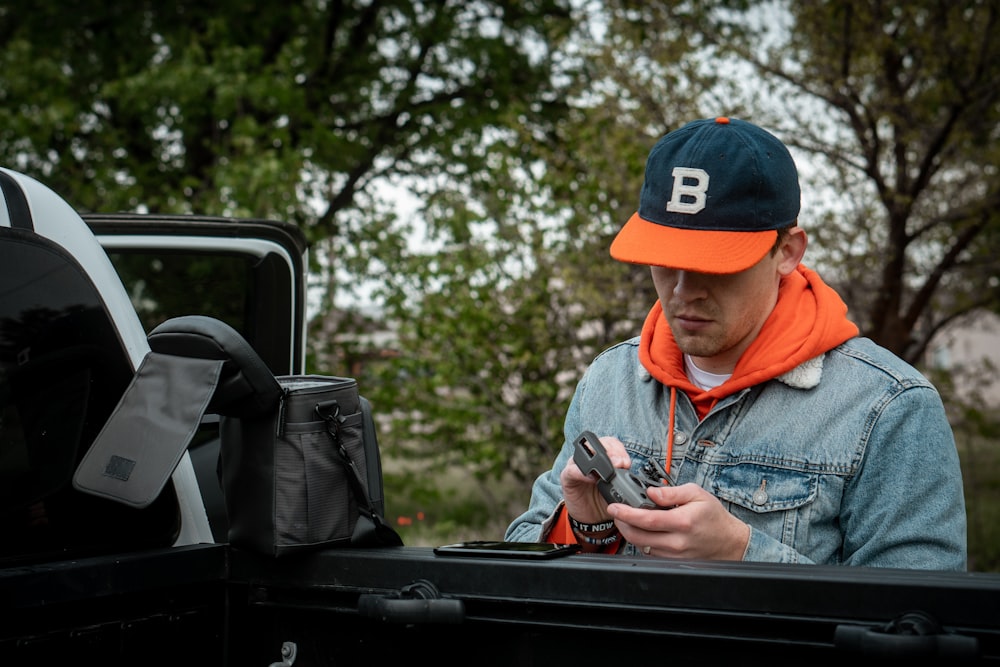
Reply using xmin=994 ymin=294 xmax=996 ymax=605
xmin=221 ymin=374 xmax=401 ymax=556
xmin=73 ymin=315 xmax=401 ymax=557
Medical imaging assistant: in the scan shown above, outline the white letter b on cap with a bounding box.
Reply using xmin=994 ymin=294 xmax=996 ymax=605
xmin=666 ymin=167 xmax=709 ymax=214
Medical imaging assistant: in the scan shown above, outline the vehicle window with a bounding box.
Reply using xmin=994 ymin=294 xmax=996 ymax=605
xmin=107 ymin=251 xmax=249 ymax=336
xmin=104 ymin=249 xmax=295 ymax=376
xmin=0 ymin=232 xmax=180 ymax=563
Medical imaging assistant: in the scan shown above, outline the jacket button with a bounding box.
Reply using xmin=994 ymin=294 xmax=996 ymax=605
xmin=752 ymin=480 xmax=769 ymax=505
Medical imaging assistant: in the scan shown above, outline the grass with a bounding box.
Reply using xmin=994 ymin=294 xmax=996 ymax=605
xmin=382 ymin=460 xmax=527 ymax=547
xmin=958 ymin=434 xmax=1000 ymax=573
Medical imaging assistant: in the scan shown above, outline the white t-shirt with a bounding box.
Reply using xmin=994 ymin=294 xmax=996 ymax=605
xmin=684 ymin=354 xmax=732 ymax=391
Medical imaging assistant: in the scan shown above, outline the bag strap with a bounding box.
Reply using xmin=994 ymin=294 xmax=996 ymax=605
xmin=359 ymin=397 xmax=387 ymax=516
xmin=148 ymin=315 xmax=282 ymax=418
xmin=317 ymin=401 xmax=403 ymax=547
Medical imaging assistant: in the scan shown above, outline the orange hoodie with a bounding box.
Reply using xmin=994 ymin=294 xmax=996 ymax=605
xmin=639 ymin=264 xmax=859 ymax=419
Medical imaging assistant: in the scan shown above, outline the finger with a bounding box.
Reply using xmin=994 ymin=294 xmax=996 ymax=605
xmin=611 ymin=513 xmax=677 ymax=555
xmin=597 ymin=436 xmax=632 ymax=469
xmin=608 ymin=499 xmax=693 ymax=534
xmin=607 ymin=502 xmax=669 ymax=529
xmin=560 ymin=458 xmax=592 ymax=485
xmin=646 ymin=482 xmax=702 ymax=505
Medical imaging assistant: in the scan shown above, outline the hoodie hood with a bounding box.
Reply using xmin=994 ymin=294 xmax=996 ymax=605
xmin=639 ymin=265 xmax=859 ymax=417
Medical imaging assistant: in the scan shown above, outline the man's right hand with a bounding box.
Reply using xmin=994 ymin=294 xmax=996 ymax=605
xmin=561 ymin=434 xmax=633 ymax=524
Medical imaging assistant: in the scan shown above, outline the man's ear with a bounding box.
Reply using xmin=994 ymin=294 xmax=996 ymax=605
xmin=778 ymin=227 xmax=807 ymax=275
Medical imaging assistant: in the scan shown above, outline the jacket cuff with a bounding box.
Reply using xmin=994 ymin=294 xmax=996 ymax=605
xmin=539 ymin=500 xmax=575 ymax=544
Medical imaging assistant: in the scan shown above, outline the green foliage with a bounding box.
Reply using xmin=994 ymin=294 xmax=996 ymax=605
xmin=0 ymin=1 xmax=578 ymax=228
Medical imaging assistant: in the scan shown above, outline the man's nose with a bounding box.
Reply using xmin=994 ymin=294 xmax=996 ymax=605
xmin=672 ymin=270 xmax=706 ymax=299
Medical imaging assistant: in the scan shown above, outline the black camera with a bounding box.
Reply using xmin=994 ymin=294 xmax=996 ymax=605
xmin=572 ymin=431 xmax=669 ymax=509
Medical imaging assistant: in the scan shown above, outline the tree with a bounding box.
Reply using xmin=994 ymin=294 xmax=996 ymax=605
xmin=667 ymin=0 xmax=1000 ymax=364
xmin=0 ymin=0 xmax=579 ymax=267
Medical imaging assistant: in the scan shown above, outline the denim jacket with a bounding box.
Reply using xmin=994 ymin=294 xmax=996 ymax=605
xmin=505 ymin=335 xmax=968 ymax=570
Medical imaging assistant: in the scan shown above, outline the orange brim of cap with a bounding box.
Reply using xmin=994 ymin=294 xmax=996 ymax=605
xmin=610 ymin=211 xmax=778 ymax=274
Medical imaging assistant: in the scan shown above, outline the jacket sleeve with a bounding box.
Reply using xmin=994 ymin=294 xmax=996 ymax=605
xmin=838 ymin=383 xmax=967 ymax=570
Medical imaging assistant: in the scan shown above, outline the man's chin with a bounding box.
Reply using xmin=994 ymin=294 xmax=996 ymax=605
xmin=671 ymin=335 xmax=719 ymax=359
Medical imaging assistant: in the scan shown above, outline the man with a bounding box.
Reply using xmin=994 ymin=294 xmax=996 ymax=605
xmin=505 ymin=117 xmax=967 ymax=569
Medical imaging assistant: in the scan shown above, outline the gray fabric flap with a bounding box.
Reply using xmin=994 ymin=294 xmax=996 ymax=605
xmin=73 ymin=351 xmax=224 ymax=508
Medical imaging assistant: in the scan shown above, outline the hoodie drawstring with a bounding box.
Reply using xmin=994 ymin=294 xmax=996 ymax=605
xmin=665 ymin=387 xmax=677 ymax=482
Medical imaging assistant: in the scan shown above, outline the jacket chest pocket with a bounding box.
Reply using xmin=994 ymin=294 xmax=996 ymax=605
xmin=710 ymin=462 xmax=818 ymax=514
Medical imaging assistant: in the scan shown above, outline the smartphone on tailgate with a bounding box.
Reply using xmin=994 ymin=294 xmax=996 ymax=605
xmin=433 ymin=541 xmax=581 ymax=559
